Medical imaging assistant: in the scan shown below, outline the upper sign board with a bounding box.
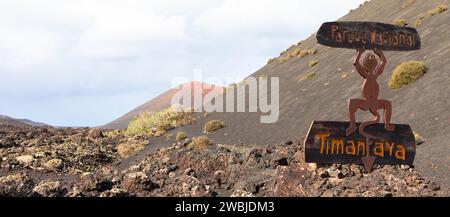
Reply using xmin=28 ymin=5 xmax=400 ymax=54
xmin=316 ymin=21 xmax=421 ymax=51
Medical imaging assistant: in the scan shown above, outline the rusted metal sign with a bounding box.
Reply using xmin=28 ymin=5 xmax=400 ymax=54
xmin=304 ymin=121 xmax=416 ymax=165
xmin=305 ymin=21 xmax=420 ymax=172
xmin=316 ymin=21 xmax=421 ymax=50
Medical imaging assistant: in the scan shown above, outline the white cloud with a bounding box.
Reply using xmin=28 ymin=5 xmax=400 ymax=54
xmin=0 ymin=28 xmax=62 ymax=71
xmin=194 ymin=0 xmax=361 ymax=36
xmin=0 ymin=0 xmax=365 ymax=126
xmin=70 ymin=2 xmax=186 ymax=60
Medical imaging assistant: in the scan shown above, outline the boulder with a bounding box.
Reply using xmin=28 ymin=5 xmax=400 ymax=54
xmin=121 ymin=172 xmax=158 ymax=193
xmin=271 ymin=166 xmax=310 ymax=196
xmin=44 ymin=159 xmax=64 ymax=170
xmin=33 ymin=180 xmax=67 ymax=197
xmin=15 ymin=155 xmax=35 ymax=166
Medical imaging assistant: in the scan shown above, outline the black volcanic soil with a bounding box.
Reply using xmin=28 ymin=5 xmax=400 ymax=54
xmin=135 ymin=0 xmax=450 ymax=191
xmin=96 ymin=0 xmax=450 ymax=191
xmin=0 ymin=125 xmax=446 ymax=197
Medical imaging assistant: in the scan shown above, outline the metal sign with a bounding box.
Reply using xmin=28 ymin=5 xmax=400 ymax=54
xmin=316 ymin=21 xmax=421 ymax=51
xmin=305 ymin=21 xmax=420 ymax=172
xmin=304 ymin=121 xmax=416 ymax=165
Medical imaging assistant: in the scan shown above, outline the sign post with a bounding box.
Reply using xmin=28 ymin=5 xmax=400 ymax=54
xmin=305 ymin=22 xmax=421 ymax=172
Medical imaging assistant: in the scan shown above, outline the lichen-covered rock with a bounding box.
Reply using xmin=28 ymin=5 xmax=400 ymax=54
xmin=32 ymin=180 xmax=67 ymax=197
xmin=15 ymin=155 xmax=35 ymax=166
xmin=0 ymin=173 xmax=35 ymax=196
xmin=88 ymin=129 xmax=105 ymax=139
xmin=44 ymin=159 xmax=64 ymax=170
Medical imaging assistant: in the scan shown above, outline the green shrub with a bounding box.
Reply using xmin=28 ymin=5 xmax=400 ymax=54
xmin=298 ymin=50 xmax=309 ymax=58
xmin=279 ymin=56 xmax=290 ymax=63
xmin=188 ymin=136 xmax=213 ymax=150
xmin=289 ymin=48 xmax=302 ymax=58
xmin=388 ymin=61 xmax=427 ymax=89
xmin=339 ymin=72 xmax=349 ymax=78
xmin=117 ymin=139 xmax=146 ymax=158
xmin=402 ymin=0 xmax=416 ymax=9
xmin=393 ymin=18 xmax=407 ymax=26
xmin=176 ymin=132 xmax=187 ymax=141
xmin=104 ymin=129 xmax=121 ymax=138
xmin=298 ymin=72 xmax=316 ymax=82
xmin=310 ymin=48 xmax=318 ymax=55
xmin=125 ymin=107 xmax=193 ymax=137
xmin=267 ymin=57 xmax=277 ymax=64
xmin=427 ymin=4 xmax=448 ymax=16
xmin=203 ymin=120 xmax=225 ymax=133
xmin=413 ymin=131 xmax=425 ymax=145
xmin=415 ymin=4 xmax=447 ymax=27
xmin=309 ymin=60 xmax=318 ymax=67
xmin=414 ymin=17 xmax=423 ymax=27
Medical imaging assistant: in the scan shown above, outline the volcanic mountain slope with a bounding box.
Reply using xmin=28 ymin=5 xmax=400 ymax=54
xmin=102 ymin=81 xmax=224 ymax=129
xmin=147 ymin=0 xmax=449 ymax=190
xmin=0 ymin=115 xmax=48 ymax=127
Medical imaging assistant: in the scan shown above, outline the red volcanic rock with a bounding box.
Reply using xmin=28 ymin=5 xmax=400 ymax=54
xmin=272 ymin=166 xmax=310 ymax=197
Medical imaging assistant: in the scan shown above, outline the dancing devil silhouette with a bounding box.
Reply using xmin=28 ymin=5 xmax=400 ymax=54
xmin=346 ymin=48 xmax=395 ymax=171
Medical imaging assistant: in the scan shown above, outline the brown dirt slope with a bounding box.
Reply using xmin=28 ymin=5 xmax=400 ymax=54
xmin=157 ymin=0 xmax=450 ymax=190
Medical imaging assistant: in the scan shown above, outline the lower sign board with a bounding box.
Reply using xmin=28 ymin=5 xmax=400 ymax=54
xmin=316 ymin=21 xmax=421 ymax=51
xmin=304 ymin=121 xmax=415 ymax=165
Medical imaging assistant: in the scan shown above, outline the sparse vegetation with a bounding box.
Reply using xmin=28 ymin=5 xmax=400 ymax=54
xmin=289 ymin=48 xmax=303 ymax=58
xmin=267 ymin=57 xmax=277 ymax=64
xmin=279 ymin=48 xmax=303 ymax=63
xmin=203 ymin=120 xmax=225 ymax=133
xmin=298 ymin=72 xmax=316 ymax=82
xmin=298 ymin=50 xmax=309 ymax=58
xmin=402 ymin=0 xmax=416 ymax=9
xmin=176 ymin=132 xmax=187 ymax=141
xmin=309 ymin=60 xmax=318 ymax=67
xmin=393 ymin=18 xmax=408 ymax=26
xmin=340 ymin=72 xmax=349 ymax=78
xmin=154 ymin=129 xmax=166 ymax=137
xmin=117 ymin=139 xmax=146 ymax=158
xmin=188 ymin=136 xmax=213 ymax=150
xmin=104 ymin=129 xmax=122 ymax=138
xmin=414 ymin=16 xmax=424 ymax=27
xmin=125 ymin=107 xmax=193 ymax=137
xmin=414 ymin=131 xmax=425 ymax=145
xmin=388 ymin=61 xmax=427 ymax=89
xmin=414 ymin=4 xmax=447 ymax=27
xmin=276 ymin=42 xmax=315 ymax=63
xmin=427 ymin=4 xmax=448 ymax=16
xmin=279 ymin=56 xmax=290 ymax=63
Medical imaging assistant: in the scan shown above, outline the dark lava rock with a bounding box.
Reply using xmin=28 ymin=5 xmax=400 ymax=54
xmin=32 ymin=180 xmax=67 ymax=197
xmin=0 ymin=172 xmax=35 ymax=196
xmin=272 ymin=166 xmax=310 ymax=196
xmin=121 ymin=172 xmax=158 ymax=194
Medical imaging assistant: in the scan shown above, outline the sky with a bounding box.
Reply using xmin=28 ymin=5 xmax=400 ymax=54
xmin=0 ymin=0 xmax=365 ymax=127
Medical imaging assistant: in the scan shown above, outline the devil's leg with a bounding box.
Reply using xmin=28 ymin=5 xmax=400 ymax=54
xmin=377 ymin=99 xmax=395 ymax=131
xmin=346 ymin=98 xmax=368 ymax=136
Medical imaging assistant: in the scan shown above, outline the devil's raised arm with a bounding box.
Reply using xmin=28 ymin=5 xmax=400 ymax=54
xmin=374 ymin=48 xmax=386 ymax=76
xmin=353 ymin=48 xmax=369 ymax=78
